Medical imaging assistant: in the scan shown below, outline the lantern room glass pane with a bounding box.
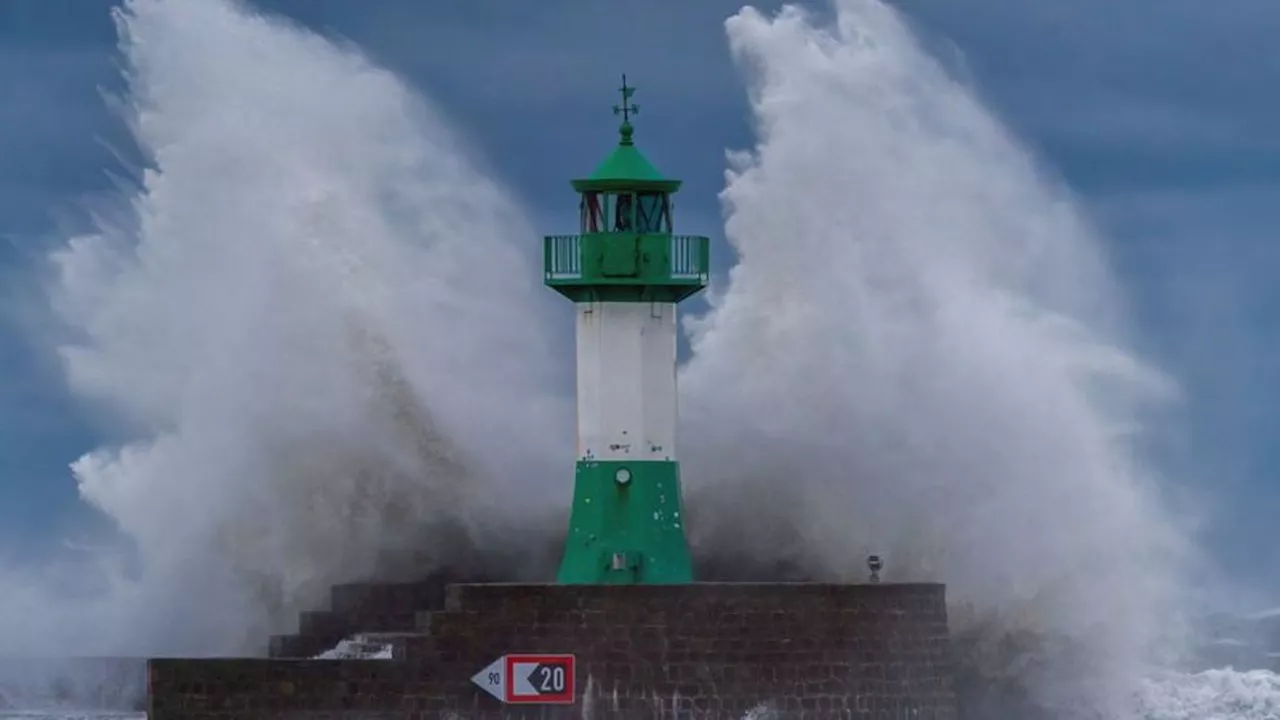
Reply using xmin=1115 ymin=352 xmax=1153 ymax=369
xmin=636 ymin=192 xmax=668 ymax=233
xmin=580 ymin=192 xmax=604 ymax=233
xmin=613 ymin=193 xmax=634 ymax=232
xmin=581 ymin=191 xmax=668 ymax=233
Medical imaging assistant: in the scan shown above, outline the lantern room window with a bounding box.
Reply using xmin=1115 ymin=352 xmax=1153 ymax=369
xmin=613 ymin=193 xmax=634 ymax=232
xmin=580 ymin=192 xmax=604 ymax=233
xmin=580 ymin=191 xmax=671 ymax=234
xmin=636 ymin=192 xmax=670 ymax=233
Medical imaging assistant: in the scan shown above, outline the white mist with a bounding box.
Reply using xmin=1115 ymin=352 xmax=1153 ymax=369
xmin=42 ymin=0 xmax=570 ymax=655
xmin=681 ymin=1 xmax=1194 ymax=716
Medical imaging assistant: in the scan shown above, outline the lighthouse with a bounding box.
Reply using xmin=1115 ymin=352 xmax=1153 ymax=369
xmin=544 ymin=77 xmax=709 ymax=584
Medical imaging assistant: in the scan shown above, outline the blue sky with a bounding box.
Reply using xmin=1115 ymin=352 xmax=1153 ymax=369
xmin=1 ymin=0 xmax=1278 ymax=600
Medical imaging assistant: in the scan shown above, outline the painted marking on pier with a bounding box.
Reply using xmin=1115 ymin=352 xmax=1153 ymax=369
xmin=470 ymin=653 xmax=576 ymax=704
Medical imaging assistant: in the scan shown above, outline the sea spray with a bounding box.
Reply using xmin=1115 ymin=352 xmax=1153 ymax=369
xmin=680 ymin=1 xmax=1195 ymax=717
xmin=39 ymin=0 xmax=570 ymax=656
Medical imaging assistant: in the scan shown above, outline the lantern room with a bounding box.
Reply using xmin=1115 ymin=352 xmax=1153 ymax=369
xmin=577 ymin=189 xmax=672 ymax=235
xmin=544 ymin=77 xmax=708 ymax=304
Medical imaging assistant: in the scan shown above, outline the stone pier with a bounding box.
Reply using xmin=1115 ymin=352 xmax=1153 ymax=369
xmin=147 ymin=582 xmax=956 ymax=719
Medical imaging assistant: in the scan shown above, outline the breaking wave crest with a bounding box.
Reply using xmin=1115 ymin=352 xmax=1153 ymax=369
xmin=35 ymin=0 xmax=570 ymax=655
xmin=682 ymin=2 xmax=1195 ymax=717
xmin=1137 ymin=670 xmax=1280 ymax=719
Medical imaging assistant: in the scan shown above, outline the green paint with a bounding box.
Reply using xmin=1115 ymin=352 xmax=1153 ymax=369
xmin=546 ymin=76 xmax=706 ymax=585
xmin=571 ymin=74 xmax=677 ymax=191
xmin=543 ymin=233 xmax=709 ymax=303
xmin=556 ymin=460 xmax=694 ymax=585
xmin=579 ymin=145 xmax=673 ymax=189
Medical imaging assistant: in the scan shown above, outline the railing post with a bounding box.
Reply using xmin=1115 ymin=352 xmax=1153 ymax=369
xmin=667 ymin=235 xmax=707 ymax=280
xmin=544 ymin=235 xmax=584 ymax=280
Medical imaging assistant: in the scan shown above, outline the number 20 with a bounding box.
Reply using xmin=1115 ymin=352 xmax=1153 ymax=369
xmin=537 ymin=665 xmax=566 ymax=693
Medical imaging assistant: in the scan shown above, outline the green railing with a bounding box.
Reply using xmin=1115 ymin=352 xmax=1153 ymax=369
xmin=543 ymin=234 xmax=709 ymax=283
xmin=545 ymin=234 xmax=582 ymax=279
xmin=669 ymin=234 xmax=706 ymax=280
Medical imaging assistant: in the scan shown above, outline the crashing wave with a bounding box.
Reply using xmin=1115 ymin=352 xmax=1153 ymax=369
xmin=1137 ymin=669 xmax=1280 ymax=719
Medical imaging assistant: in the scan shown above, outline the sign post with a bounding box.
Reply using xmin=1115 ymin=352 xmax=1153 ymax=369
xmin=471 ymin=653 xmax=576 ymax=705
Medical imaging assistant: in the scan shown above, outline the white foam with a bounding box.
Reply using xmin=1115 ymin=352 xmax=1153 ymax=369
xmin=1138 ymin=669 xmax=1280 ymax=719
xmin=313 ymin=636 xmax=394 ymax=661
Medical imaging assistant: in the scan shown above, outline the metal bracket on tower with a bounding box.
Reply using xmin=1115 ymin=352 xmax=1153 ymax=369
xmin=606 ymin=551 xmax=642 ymax=582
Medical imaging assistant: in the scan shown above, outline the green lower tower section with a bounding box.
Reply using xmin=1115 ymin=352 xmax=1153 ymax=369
xmin=556 ymin=460 xmax=694 ymax=584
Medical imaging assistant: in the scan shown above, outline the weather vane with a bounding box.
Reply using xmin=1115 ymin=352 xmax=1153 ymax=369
xmin=613 ymin=74 xmax=639 ymax=124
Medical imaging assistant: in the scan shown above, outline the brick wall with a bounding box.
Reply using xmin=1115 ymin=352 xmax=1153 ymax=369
xmin=149 ymin=582 xmax=956 ymax=719
xmin=268 ymin=576 xmax=463 ymax=659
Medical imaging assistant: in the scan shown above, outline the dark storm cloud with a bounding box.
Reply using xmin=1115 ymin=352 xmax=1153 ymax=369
xmin=897 ymin=0 xmax=1280 ymax=191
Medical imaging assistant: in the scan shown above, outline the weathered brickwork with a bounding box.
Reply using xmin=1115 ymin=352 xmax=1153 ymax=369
xmin=269 ymin=572 xmax=485 ymax=659
xmin=149 ymin=582 xmax=957 ymax=719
